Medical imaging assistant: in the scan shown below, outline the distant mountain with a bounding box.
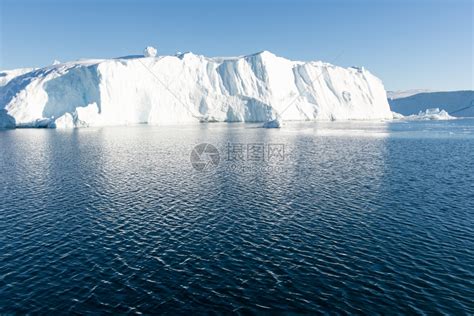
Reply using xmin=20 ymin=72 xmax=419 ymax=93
xmin=388 ymin=90 xmax=474 ymax=117
xmin=387 ymin=89 xmax=434 ymax=100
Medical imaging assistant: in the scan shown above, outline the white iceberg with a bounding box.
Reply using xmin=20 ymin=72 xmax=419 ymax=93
xmin=0 ymin=67 xmax=36 ymax=87
xmin=392 ymin=108 xmax=455 ymax=121
xmin=0 ymin=50 xmax=393 ymax=128
xmin=404 ymin=108 xmax=455 ymax=121
xmin=143 ymin=46 xmax=157 ymax=57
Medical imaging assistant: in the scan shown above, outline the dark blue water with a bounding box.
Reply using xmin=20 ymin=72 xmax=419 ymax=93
xmin=1 ymin=120 xmax=473 ymax=314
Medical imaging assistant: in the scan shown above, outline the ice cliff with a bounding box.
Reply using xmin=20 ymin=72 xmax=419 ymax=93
xmin=0 ymin=51 xmax=392 ymax=128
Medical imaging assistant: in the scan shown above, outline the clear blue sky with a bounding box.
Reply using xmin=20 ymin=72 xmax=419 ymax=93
xmin=0 ymin=0 xmax=472 ymax=91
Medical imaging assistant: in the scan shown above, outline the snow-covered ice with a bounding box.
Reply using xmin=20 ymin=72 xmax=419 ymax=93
xmin=394 ymin=108 xmax=456 ymax=121
xmin=408 ymin=108 xmax=455 ymax=120
xmin=0 ymin=50 xmax=393 ymax=128
xmin=0 ymin=68 xmax=36 ymax=87
xmin=143 ymin=46 xmax=157 ymax=57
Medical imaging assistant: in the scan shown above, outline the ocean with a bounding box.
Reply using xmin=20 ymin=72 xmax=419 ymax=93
xmin=1 ymin=119 xmax=473 ymax=314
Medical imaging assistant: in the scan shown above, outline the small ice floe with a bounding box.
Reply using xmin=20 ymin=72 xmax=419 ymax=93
xmin=262 ymin=117 xmax=282 ymax=128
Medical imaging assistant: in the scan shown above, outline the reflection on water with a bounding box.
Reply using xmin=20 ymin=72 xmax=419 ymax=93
xmin=0 ymin=120 xmax=473 ymax=314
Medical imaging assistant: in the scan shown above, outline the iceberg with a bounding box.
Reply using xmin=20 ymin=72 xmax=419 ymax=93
xmin=54 ymin=112 xmax=75 ymax=128
xmin=262 ymin=117 xmax=282 ymax=128
xmin=0 ymin=67 xmax=36 ymax=87
xmin=0 ymin=109 xmax=15 ymax=129
xmin=143 ymin=46 xmax=157 ymax=58
xmin=393 ymin=108 xmax=456 ymax=121
xmin=0 ymin=50 xmax=392 ymax=128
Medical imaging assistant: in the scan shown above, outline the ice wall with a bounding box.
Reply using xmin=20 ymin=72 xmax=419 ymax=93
xmin=0 ymin=51 xmax=392 ymax=128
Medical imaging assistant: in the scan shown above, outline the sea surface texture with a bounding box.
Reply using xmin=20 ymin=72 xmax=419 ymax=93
xmin=1 ymin=120 xmax=473 ymax=314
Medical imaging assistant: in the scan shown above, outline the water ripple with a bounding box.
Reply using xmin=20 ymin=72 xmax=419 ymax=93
xmin=1 ymin=121 xmax=473 ymax=314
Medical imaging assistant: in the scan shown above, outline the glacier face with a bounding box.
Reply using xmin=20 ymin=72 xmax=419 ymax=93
xmin=0 ymin=51 xmax=392 ymax=128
